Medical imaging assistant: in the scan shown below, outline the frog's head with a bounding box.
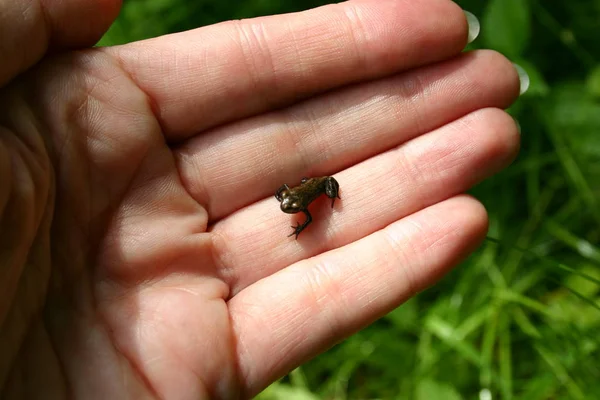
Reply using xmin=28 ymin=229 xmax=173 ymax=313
xmin=280 ymin=197 xmax=301 ymax=214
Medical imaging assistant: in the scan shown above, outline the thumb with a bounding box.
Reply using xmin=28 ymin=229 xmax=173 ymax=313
xmin=0 ymin=0 xmax=121 ymax=87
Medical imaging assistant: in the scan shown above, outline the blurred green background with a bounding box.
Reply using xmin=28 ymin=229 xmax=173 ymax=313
xmin=100 ymin=0 xmax=600 ymax=399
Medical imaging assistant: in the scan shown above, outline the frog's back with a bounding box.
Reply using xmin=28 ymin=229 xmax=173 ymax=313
xmin=297 ymin=177 xmax=328 ymax=206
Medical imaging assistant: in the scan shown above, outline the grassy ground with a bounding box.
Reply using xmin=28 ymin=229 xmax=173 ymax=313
xmin=100 ymin=0 xmax=600 ymax=398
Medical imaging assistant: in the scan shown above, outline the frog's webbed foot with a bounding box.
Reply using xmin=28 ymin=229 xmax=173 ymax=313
xmin=325 ymin=177 xmax=341 ymax=208
xmin=288 ymin=222 xmax=304 ymax=239
xmin=288 ymin=210 xmax=312 ymax=239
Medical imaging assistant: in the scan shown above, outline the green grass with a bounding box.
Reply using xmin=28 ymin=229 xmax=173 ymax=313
xmin=100 ymin=0 xmax=600 ymax=398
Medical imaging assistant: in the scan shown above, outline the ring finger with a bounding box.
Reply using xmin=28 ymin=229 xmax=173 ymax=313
xmin=212 ymin=106 xmax=520 ymax=294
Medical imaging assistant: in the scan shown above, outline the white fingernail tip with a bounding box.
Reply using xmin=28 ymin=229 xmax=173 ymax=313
xmin=464 ymin=11 xmax=480 ymax=43
xmin=513 ymin=63 xmax=530 ymax=95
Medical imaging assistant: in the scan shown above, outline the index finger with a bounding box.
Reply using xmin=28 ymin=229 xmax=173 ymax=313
xmin=105 ymin=0 xmax=469 ymax=141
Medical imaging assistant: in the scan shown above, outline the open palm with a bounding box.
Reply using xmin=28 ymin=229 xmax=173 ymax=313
xmin=0 ymin=0 xmax=521 ymax=398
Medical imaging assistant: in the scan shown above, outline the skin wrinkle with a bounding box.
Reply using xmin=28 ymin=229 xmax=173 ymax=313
xmin=1 ymin=1 xmax=41 ymax=86
xmin=313 ymin=261 xmax=347 ymax=316
xmin=347 ymin=247 xmax=395 ymax=314
xmin=277 ymin=115 xmax=312 ymax=180
xmin=282 ymin=18 xmax=305 ymax=83
xmin=108 ymin=289 xmax=199 ymax=399
xmin=102 ymin=49 xmax=167 ymax=143
xmin=422 ymin=220 xmax=462 ymax=258
xmin=0 ymin=212 xmax=31 ymax=391
xmin=393 ymin=218 xmax=434 ymax=297
xmin=0 ymin=94 xmax=49 ymax=190
xmin=304 ymin=98 xmax=344 ymax=164
xmin=390 ymin=142 xmax=430 ymax=213
xmin=260 ymin=285 xmax=318 ymax=371
xmin=234 ymin=21 xmax=279 ymax=111
xmin=302 ymin=260 xmax=347 ymax=332
xmin=236 ymin=23 xmax=263 ymax=100
xmin=2 ymin=325 xmax=50 ymax=398
xmin=0 ymin=141 xmax=39 ymax=272
xmin=40 ymin=320 xmax=69 ymax=397
xmin=0 ymin=144 xmax=37 ymax=304
xmin=405 ymin=128 xmax=460 ymax=185
xmin=4 ymin=136 xmax=38 ymax=218
xmin=354 ymin=264 xmax=389 ymax=314
xmin=234 ymin=315 xmax=269 ymax=390
xmin=452 ymin=110 xmax=519 ymax=174
xmin=331 ymin=258 xmax=374 ymax=323
xmin=166 ymin=315 xmax=211 ymax=400
xmin=395 ymin=71 xmax=428 ymax=135
xmin=341 ymin=3 xmax=368 ymax=75
xmin=42 ymin=303 xmax=88 ymax=396
xmin=228 ymin=323 xmax=252 ymax=399
xmin=99 ymin=313 xmax=161 ymax=399
xmin=65 ymin=77 xmax=98 ymax=234
xmin=173 ymin=147 xmax=211 ymax=223
xmin=286 ymin=106 xmax=324 ymax=175
xmin=0 ymin=140 xmax=10 ymax=216
xmin=208 ymin=228 xmax=240 ymax=298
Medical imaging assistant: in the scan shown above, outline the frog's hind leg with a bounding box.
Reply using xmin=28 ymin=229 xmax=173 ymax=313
xmin=288 ymin=210 xmax=312 ymax=239
xmin=325 ymin=177 xmax=340 ymax=207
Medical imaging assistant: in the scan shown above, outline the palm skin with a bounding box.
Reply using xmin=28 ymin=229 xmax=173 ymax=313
xmin=0 ymin=0 xmax=521 ymax=399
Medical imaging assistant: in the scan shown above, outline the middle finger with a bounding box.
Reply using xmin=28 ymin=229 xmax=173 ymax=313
xmin=175 ymin=50 xmax=519 ymax=221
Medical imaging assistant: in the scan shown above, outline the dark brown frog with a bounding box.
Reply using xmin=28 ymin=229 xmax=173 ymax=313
xmin=275 ymin=176 xmax=340 ymax=239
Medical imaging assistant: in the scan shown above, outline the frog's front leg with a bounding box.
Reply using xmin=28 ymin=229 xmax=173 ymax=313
xmin=275 ymin=184 xmax=290 ymax=202
xmin=288 ymin=210 xmax=312 ymax=239
xmin=324 ymin=177 xmax=341 ymax=207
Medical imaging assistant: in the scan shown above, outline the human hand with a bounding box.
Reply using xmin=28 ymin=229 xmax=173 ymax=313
xmin=0 ymin=0 xmax=521 ymax=398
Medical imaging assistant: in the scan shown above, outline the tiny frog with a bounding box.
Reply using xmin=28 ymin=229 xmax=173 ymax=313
xmin=275 ymin=176 xmax=340 ymax=239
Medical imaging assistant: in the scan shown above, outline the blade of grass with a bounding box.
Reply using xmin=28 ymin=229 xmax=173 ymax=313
xmin=511 ymin=307 xmax=542 ymax=339
xmin=495 ymin=290 xmax=562 ymax=320
xmin=486 ymin=237 xmax=600 ymax=286
xmin=424 ymin=316 xmax=482 ymax=367
xmin=512 ymin=268 xmax=547 ymax=294
xmin=535 ymin=344 xmax=586 ymax=400
xmin=544 ymin=219 xmax=600 ymax=264
xmin=542 ymin=116 xmax=600 ymax=225
xmin=480 ymin=306 xmax=498 ymax=390
xmin=503 ymin=152 xmax=558 ymax=178
xmin=498 ymin=313 xmax=513 ymax=400
xmin=531 ymin=0 xmax=595 ymax=68
xmin=289 ymin=367 xmax=309 ymax=389
xmin=526 ymin=123 xmax=542 ymax=210
xmin=515 ymin=374 xmax=558 ymax=400
xmin=547 ymin=277 xmax=600 ymax=313
xmin=454 ymin=305 xmax=493 ymax=339
xmin=502 ymin=176 xmax=558 ymax=282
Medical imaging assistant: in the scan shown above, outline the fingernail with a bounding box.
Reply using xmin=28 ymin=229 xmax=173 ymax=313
xmin=513 ymin=63 xmax=530 ymax=95
xmin=464 ymin=11 xmax=480 ymax=43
